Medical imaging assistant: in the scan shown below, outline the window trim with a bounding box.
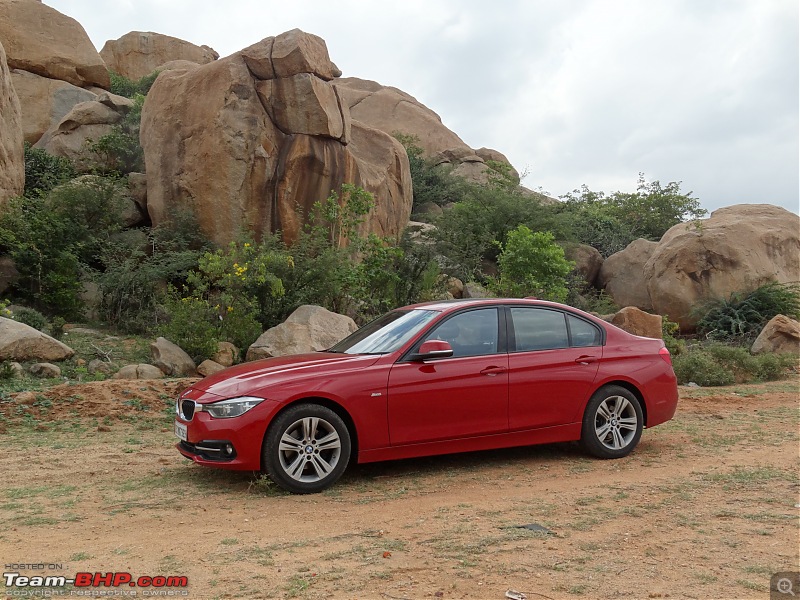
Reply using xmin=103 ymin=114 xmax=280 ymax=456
xmin=504 ymin=305 xmax=605 ymax=353
xmin=399 ymin=306 xmax=505 ymax=362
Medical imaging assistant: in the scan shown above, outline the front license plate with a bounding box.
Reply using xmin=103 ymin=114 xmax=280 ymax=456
xmin=174 ymin=420 xmax=187 ymax=442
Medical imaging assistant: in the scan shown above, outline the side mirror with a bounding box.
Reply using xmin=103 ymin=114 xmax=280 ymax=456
xmin=412 ymin=340 xmax=454 ymax=361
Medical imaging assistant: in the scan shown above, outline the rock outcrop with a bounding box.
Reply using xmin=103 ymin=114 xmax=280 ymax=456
xmin=333 ymin=77 xmax=518 ymax=186
xmin=141 ymin=30 xmax=412 ymax=246
xmin=100 ymin=31 xmax=219 ymax=80
xmin=113 ymin=364 xmax=165 ymax=380
xmin=34 ymin=93 xmax=134 ymax=166
xmin=751 ymin=315 xmax=800 ymax=355
xmin=563 ymin=243 xmax=604 ymax=287
xmin=0 ymin=317 xmax=75 ymax=361
xmin=608 ymin=307 xmax=663 ymax=339
xmin=0 ymin=0 xmax=109 ymax=89
xmin=246 ymin=305 xmax=357 ymax=360
xmin=598 ymin=239 xmax=658 ymax=311
xmin=0 ymin=40 xmax=23 ymax=205
xmin=150 ymin=337 xmax=196 ymax=376
xmin=10 ymin=69 xmax=97 ymax=144
xmin=644 ymin=205 xmax=800 ymax=330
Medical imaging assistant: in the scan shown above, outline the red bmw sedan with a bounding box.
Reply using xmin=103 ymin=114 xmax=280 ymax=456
xmin=175 ymin=299 xmax=678 ymax=493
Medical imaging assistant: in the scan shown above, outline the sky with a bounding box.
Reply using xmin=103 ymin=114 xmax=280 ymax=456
xmin=45 ymin=0 xmax=800 ymax=215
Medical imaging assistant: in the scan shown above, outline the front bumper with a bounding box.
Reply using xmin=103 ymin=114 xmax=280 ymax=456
xmin=175 ymin=398 xmax=280 ymax=471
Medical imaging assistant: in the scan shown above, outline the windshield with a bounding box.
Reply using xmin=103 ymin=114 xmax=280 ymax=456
xmin=329 ymin=309 xmax=439 ymax=355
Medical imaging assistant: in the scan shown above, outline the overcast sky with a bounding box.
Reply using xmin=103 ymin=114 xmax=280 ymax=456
xmin=45 ymin=0 xmax=799 ymax=215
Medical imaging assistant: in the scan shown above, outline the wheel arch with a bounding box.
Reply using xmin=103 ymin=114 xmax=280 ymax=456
xmin=260 ymin=396 xmax=359 ymax=471
xmin=594 ymin=380 xmax=648 ymax=427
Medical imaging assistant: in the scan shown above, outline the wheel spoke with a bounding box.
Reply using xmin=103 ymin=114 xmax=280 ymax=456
xmin=595 ymin=422 xmax=612 ymax=440
xmin=597 ymin=402 xmax=613 ymax=420
xmin=613 ymin=397 xmax=631 ymax=417
xmin=618 ymin=417 xmax=638 ymax=431
xmin=285 ymin=454 xmax=306 ymax=479
xmin=309 ymin=454 xmax=334 ymax=478
xmin=303 ymin=417 xmax=319 ymax=441
xmin=611 ymin=429 xmax=625 ymax=449
xmin=279 ymin=433 xmax=304 ymax=452
xmin=316 ymin=431 xmax=341 ymax=451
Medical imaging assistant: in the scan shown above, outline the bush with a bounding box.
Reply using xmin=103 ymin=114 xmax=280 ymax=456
xmin=96 ymin=211 xmax=210 ymax=333
xmin=697 ymin=282 xmax=800 ymax=341
xmin=0 ymin=176 xmax=129 ymax=318
xmin=88 ymin=94 xmax=145 ymax=174
xmin=23 ymin=144 xmax=76 ymax=198
xmin=10 ymin=307 xmax=48 ymax=331
xmin=672 ymin=342 xmax=796 ymax=386
xmin=109 ymin=71 xmax=160 ymax=99
xmin=490 ymin=226 xmax=574 ymax=302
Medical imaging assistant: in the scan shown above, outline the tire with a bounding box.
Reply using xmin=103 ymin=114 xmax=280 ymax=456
xmin=263 ymin=403 xmax=351 ymax=494
xmin=580 ymin=385 xmax=643 ymax=459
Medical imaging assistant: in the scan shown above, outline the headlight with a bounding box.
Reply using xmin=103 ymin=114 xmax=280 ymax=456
xmin=203 ymin=396 xmax=264 ymax=419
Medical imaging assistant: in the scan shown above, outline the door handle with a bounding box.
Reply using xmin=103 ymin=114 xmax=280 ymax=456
xmin=575 ymin=356 xmax=598 ymax=365
xmin=480 ymin=366 xmax=506 ymax=376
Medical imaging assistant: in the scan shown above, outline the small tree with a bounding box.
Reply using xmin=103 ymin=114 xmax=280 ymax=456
xmin=492 ymin=225 xmax=574 ymax=302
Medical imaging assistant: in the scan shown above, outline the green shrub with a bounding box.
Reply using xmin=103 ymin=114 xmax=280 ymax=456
xmin=160 ymin=293 xmax=221 ymax=361
xmin=662 ymin=317 xmax=685 ymax=356
xmin=697 ymin=282 xmax=800 ymax=340
xmin=0 ymin=176 xmax=129 ymax=317
xmin=672 ymin=348 xmax=735 ymax=386
xmin=109 ymin=71 xmax=160 ymax=98
xmin=673 ymin=342 xmax=796 ymax=386
xmin=23 ymin=143 xmax=76 ymax=198
xmin=96 ymin=212 xmax=210 ymax=334
xmin=88 ymin=94 xmax=144 ymax=174
xmin=490 ymin=226 xmax=574 ymax=302
xmin=11 ymin=307 xmax=48 ymax=331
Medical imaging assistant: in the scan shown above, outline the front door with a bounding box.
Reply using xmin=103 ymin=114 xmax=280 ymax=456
xmin=387 ymin=307 xmax=509 ymax=445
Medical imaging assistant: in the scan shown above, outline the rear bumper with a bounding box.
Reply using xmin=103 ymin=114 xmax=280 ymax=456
xmin=645 ymin=371 xmax=679 ymax=428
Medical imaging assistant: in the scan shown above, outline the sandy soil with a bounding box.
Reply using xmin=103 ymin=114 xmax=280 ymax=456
xmin=0 ymin=377 xmax=798 ymax=600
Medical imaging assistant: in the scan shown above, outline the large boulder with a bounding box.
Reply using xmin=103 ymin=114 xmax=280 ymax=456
xmin=150 ymin=337 xmax=196 ymax=376
xmin=33 ymin=97 xmax=130 ymax=166
xmin=609 ymin=307 xmax=663 ymax=339
xmin=0 ymin=0 xmax=109 ymax=89
xmin=751 ymin=315 xmax=800 ymax=355
xmin=644 ymin=205 xmax=800 ymax=330
xmin=113 ymin=364 xmax=165 ymax=380
xmin=563 ymin=243 xmax=604 ymax=287
xmin=333 ymin=77 xmax=470 ymax=156
xmin=99 ymin=31 xmax=219 ymax=80
xmin=0 ymin=41 xmax=23 ymax=206
xmin=10 ymin=69 xmax=97 ymax=144
xmin=246 ymin=305 xmax=358 ymax=360
xmin=598 ymin=239 xmax=658 ymax=311
xmin=333 ymin=77 xmax=520 ymax=187
xmin=0 ymin=317 xmax=74 ymax=361
xmin=141 ymin=31 xmax=412 ymax=247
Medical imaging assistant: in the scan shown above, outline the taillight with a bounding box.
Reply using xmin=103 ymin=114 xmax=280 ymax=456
xmin=659 ymin=346 xmax=672 ymax=366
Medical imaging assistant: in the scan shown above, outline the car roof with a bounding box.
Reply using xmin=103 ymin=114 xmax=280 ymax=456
xmin=403 ymin=298 xmax=579 ymax=314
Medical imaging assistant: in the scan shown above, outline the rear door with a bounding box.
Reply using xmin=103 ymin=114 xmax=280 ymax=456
xmin=507 ymin=307 xmax=603 ymax=430
xmin=387 ymin=307 xmax=509 ymax=445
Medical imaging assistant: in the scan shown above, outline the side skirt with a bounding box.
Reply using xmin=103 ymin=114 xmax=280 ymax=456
xmin=357 ymin=422 xmax=582 ymax=464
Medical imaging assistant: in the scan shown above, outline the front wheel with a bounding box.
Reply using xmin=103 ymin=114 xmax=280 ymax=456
xmin=581 ymin=386 xmax=643 ymax=459
xmin=263 ymin=404 xmax=351 ymax=494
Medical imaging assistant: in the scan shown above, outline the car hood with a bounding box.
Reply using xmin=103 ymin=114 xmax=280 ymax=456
xmin=185 ymin=352 xmax=382 ymax=402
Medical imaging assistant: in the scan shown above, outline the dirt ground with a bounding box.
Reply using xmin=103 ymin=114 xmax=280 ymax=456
xmin=0 ymin=376 xmax=798 ymax=600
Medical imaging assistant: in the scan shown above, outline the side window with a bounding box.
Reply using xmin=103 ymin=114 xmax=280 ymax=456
xmin=425 ymin=308 xmax=499 ymax=358
xmin=567 ymin=314 xmax=602 ymax=347
xmin=511 ymin=308 xmax=569 ymax=351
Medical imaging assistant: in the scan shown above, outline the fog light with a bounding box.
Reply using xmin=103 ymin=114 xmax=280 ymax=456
xmin=225 ymin=444 xmax=234 ymax=456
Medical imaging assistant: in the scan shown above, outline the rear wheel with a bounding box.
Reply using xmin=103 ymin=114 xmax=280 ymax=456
xmin=581 ymin=386 xmax=643 ymax=459
xmin=263 ymin=404 xmax=351 ymax=494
